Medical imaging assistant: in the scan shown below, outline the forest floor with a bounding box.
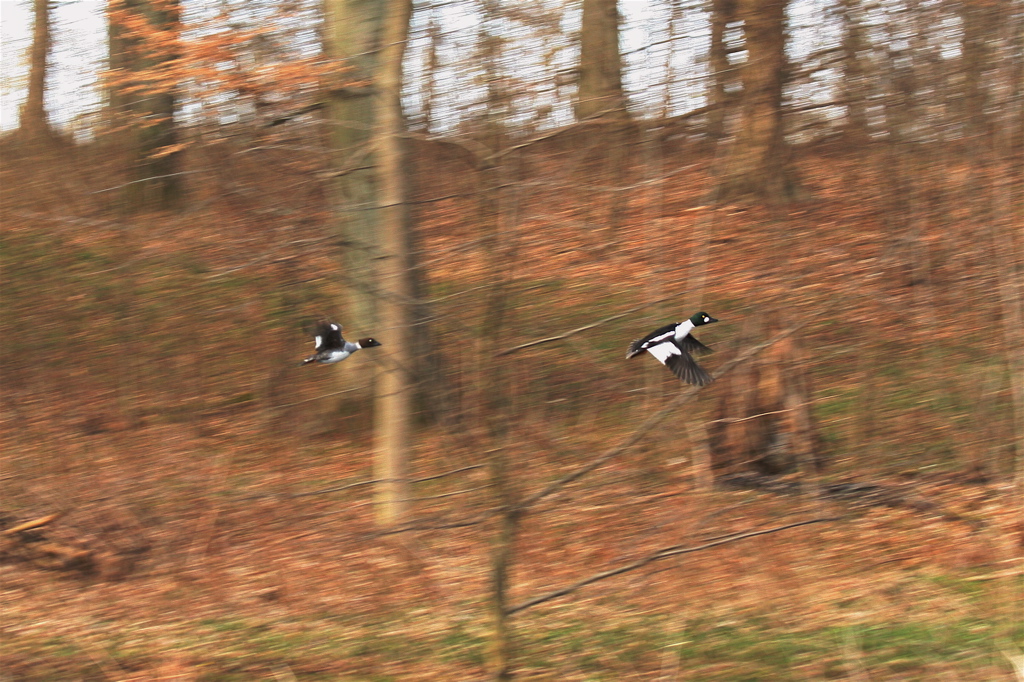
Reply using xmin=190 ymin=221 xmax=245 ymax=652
xmin=1 ymin=138 xmax=1022 ymax=679
xmin=1 ymin=419 xmax=1020 ymax=680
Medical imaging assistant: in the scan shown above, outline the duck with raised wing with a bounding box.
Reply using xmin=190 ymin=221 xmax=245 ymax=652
xmin=626 ymin=311 xmax=719 ymax=386
xmin=301 ymin=319 xmax=381 ymax=366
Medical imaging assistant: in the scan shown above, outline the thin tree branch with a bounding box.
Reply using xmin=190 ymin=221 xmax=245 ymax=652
xmin=373 ymin=511 xmax=497 ymax=534
xmin=507 ymin=517 xmax=835 ymax=615
xmin=265 ymin=102 xmax=324 ymax=127
xmin=238 ymin=464 xmax=485 ymax=501
xmin=90 ymin=171 xmax=202 ymax=195
xmin=349 ymin=484 xmax=492 ymax=507
xmin=496 ymin=290 xmax=691 ymax=357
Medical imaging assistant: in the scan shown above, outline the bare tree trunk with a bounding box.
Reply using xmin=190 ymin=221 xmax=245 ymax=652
xmin=20 ymin=0 xmax=54 ymax=142
xmin=371 ymin=0 xmax=414 ymax=528
xmin=469 ymin=7 xmax=521 ymax=672
xmin=576 ymin=0 xmax=627 ymax=120
xmin=991 ymin=4 xmax=1024 ymax=557
xmin=419 ymin=8 xmax=442 ymax=133
xmin=716 ymin=0 xmax=802 ymax=203
xmin=839 ymin=0 xmax=871 ymax=145
xmin=106 ymin=0 xmax=183 ymax=211
xmin=959 ymin=0 xmax=998 ymax=141
xmin=488 ymin=446 xmax=519 ymax=681
xmin=707 ymin=0 xmax=736 ymax=139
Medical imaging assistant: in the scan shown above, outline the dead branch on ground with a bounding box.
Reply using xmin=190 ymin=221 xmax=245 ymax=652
xmin=507 ymin=517 xmax=835 ymax=615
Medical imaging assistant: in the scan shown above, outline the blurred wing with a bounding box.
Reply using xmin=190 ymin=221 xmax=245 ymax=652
xmin=665 ymin=352 xmax=713 ymax=386
xmin=314 ymin=320 xmax=344 ymax=351
xmin=645 ymin=339 xmax=714 ymax=386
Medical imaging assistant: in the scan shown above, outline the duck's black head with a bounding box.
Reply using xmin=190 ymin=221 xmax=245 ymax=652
xmin=358 ymin=338 xmax=382 ymax=349
xmin=689 ymin=311 xmax=718 ymax=326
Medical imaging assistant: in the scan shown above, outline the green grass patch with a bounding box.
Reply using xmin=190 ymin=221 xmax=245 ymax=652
xmin=3 ymin=595 xmax=1019 ymax=680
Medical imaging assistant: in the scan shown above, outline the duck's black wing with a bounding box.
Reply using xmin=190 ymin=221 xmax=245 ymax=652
xmin=627 ymin=324 xmax=713 ymax=357
xmin=664 ymin=345 xmax=714 ymax=386
xmin=313 ymin=319 xmax=344 ymax=351
xmin=679 ymin=333 xmax=713 ymax=355
xmin=626 ymin=323 xmax=678 ymax=359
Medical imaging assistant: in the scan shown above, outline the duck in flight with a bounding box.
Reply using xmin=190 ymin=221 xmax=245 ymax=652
xmin=626 ymin=312 xmax=718 ymax=386
xmin=302 ymin=319 xmax=381 ymax=366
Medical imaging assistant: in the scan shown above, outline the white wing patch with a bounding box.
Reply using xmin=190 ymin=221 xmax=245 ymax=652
xmin=314 ymin=335 xmax=322 ymax=350
xmin=647 ymin=342 xmax=681 ymax=364
xmin=650 ymin=329 xmax=675 ymax=344
xmin=673 ymin=319 xmax=695 ymax=341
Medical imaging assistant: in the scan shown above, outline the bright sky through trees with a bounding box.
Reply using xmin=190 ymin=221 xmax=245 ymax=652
xmin=1 ymin=0 xmax=104 ymax=132
xmin=1 ymin=0 xmax=847 ymax=133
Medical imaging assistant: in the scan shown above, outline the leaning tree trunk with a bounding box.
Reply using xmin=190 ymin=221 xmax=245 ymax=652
xmin=708 ymin=317 xmax=820 ymax=476
xmin=716 ymin=0 xmax=802 ymax=203
xmin=106 ymin=0 xmax=183 ymax=211
xmin=371 ymin=0 xmax=415 ymax=528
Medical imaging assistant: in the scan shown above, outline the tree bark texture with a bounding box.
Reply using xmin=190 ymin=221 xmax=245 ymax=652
xmin=840 ymin=0 xmax=871 ymax=145
xmin=959 ymin=0 xmax=998 ymax=141
xmin=371 ymin=0 xmax=415 ymax=527
xmin=717 ymin=0 xmax=802 ymax=203
xmin=706 ymin=0 xmax=736 ymax=139
xmin=21 ymin=0 xmax=54 ymax=141
xmin=576 ymin=0 xmax=627 ymax=120
xmin=488 ymin=449 xmax=518 ymax=681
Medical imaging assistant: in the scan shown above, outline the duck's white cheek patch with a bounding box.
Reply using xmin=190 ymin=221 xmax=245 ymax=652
xmin=647 ymin=343 xmax=679 ymax=364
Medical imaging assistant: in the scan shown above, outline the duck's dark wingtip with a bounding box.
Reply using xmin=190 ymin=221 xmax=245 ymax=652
xmin=693 ymin=369 xmax=714 ymax=386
